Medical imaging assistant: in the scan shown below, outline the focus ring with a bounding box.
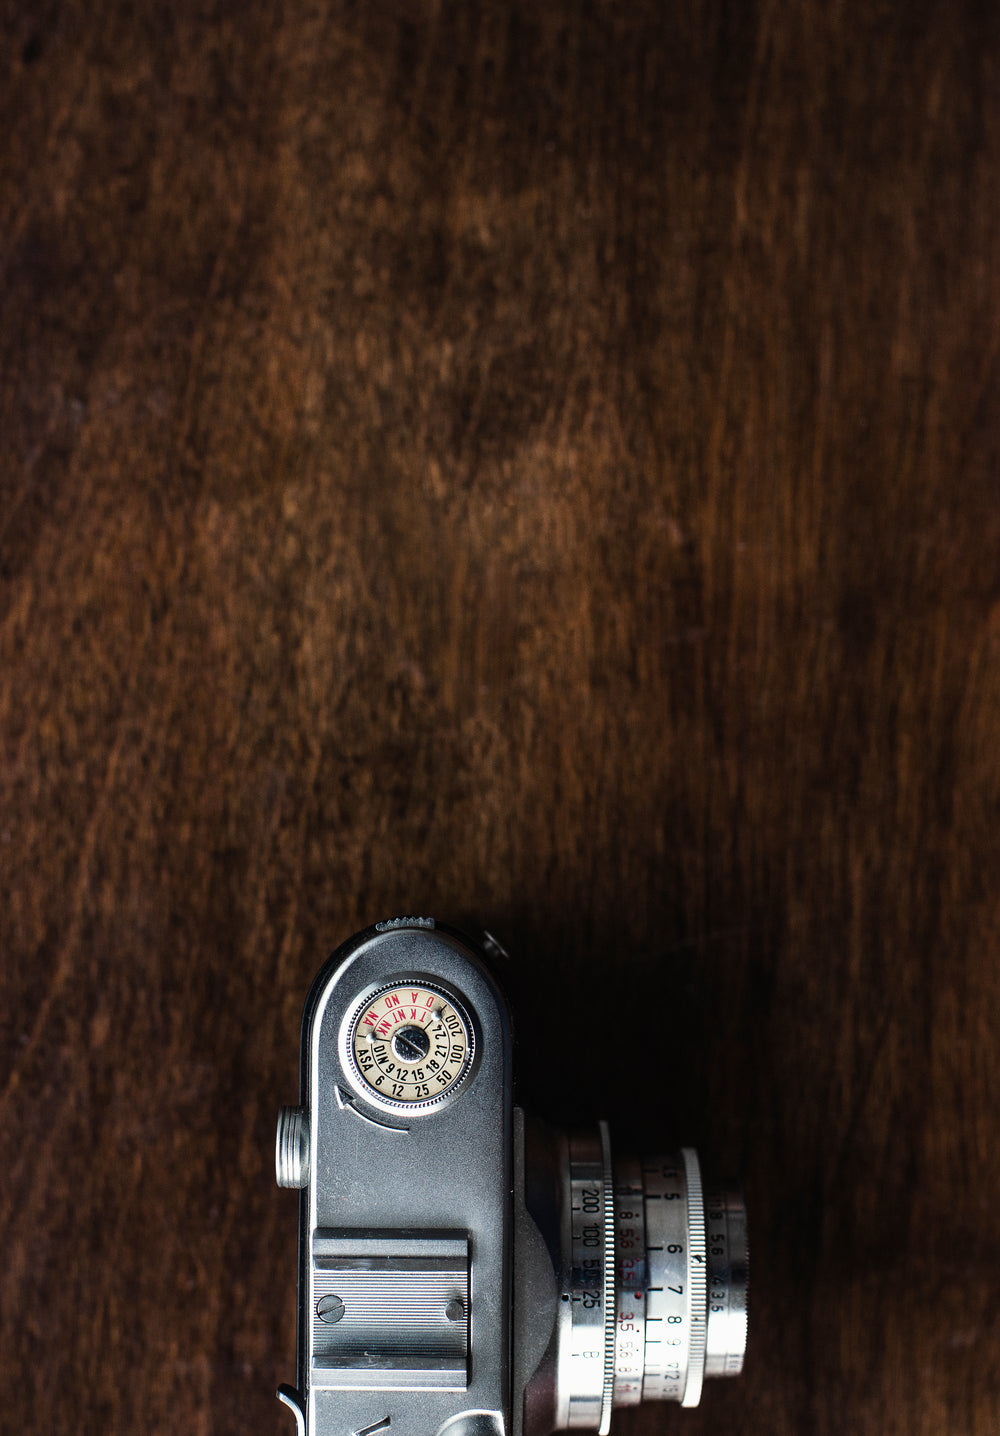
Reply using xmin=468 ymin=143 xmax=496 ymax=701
xmin=680 ymin=1147 xmax=708 ymax=1407
xmin=598 ymin=1121 xmax=616 ymax=1436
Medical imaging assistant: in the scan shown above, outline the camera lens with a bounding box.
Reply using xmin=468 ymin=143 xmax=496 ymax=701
xmin=522 ymin=1121 xmax=747 ymax=1432
xmin=610 ymin=1144 xmax=748 ymax=1414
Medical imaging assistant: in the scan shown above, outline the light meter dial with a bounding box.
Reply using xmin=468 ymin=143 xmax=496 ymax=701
xmin=343 ymin=979 xmax=476 ymax=1113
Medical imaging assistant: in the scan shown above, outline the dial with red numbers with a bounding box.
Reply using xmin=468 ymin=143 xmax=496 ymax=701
xmin=347 ymin=982 xmax=474 ymax=1109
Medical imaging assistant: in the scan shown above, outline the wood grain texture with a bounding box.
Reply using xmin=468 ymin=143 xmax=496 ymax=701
xmin=1 ymin=2 xmax=998 ymax=1433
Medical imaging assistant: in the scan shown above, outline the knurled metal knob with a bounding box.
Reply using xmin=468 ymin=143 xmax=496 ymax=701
xmin=275 ymin=1105 xmax=310 ymax=1189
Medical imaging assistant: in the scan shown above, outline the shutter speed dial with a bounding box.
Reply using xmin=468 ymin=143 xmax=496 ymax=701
xmin=344 ymin=980 xmax=475 ymax=1112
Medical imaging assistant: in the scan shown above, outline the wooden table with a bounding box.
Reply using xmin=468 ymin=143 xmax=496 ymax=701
xmin=2 ymin=2 xmax=998 ymax=1432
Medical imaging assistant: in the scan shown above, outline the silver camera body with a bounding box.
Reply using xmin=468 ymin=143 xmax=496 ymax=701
xmin=275 ymin=920 xmax=747 ymax=1436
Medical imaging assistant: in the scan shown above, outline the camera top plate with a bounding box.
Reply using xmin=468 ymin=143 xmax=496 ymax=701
xmin=280 ymin=920 xmax=513 ymax=1436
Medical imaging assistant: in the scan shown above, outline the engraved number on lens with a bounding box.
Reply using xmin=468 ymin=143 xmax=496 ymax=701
xmin=555 ymin=1137 xmax=741 ymax=1428
xmin=347 ymin=982 xmax=474 ymax=1109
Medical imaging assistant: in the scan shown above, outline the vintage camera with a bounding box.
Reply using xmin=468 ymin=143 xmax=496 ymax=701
xmin=275 ymin=919 xmax=747 ymax=1436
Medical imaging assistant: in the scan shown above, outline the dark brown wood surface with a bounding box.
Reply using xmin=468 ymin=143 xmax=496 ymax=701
xmin=2 ymin=2 xmax=998 ymax=1433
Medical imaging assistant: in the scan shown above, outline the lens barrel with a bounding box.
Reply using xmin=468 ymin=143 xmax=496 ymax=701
xmin=516 ymin=1117 xmax=747 ymax=1434
xmin=609 ymin=1145 xmax=747 ymax=1413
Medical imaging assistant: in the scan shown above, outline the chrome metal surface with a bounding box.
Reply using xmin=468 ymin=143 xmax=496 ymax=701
xmin=278 ymin=922 xmax=512 ymax=1436
xmin=553 ymin=1127 xmax=612 ymax=1432
xmin=310 ymin=1230 xmax=470 ymax=1390
xmin=704 ymin=1186 xmax=749 ymax=1378
xmin=276 ymin=1105 xmax=309 ymax=1189
xmin=277 ymin=923 xmax=746 ymax=1436
xmin=277 ymin=1384 xmax=306 ymax=1436
xmin=597 ymin=1122 xmax=616 ymax=1436
xmin=539 ymin=1133 xmax=746 ymax=1428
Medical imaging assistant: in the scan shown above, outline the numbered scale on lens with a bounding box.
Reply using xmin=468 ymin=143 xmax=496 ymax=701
xmin=557 ymin=1123 xmax=617 ymax=1435
xmin=553 ymin=1130 xmax=746 ymax=1427
xmin=637 ymin=1149 xmax=708 ymax=1408
xmin=703 ymin=1184 xmax=749 ymax=1379
xmin=611 ymin=1158 xmax=646 ymax=1408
